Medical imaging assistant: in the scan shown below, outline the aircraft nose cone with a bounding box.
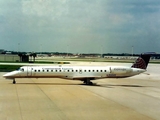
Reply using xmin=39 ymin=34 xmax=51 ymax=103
xmin=3 ymin=73 xmax=10 ymax=77
xmin=3 ymin=72 xmax=12 ymax=78
xmin=3 ymin=71 xmax=19 ymax=79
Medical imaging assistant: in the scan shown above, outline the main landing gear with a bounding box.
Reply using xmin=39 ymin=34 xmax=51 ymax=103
xmin=13 ymin=79 xmax=16 ymax=84
xmin=83 ymin=78 xmax=93 ymax=85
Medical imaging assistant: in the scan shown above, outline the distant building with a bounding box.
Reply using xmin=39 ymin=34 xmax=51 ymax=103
xmin=0 ymin=54 xmax=20 ymax=62
xmin=0 ymin=49 xmax=5 ymax=54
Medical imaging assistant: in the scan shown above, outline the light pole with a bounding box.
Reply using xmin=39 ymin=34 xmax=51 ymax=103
xmin=132 ymin=46 xmax=134 ymax=56
xmin=101 ymin=45 xmax=103 ymax=58
xmin=67 ymin=45 xmax=69 ymax=57
xmin=18 ymin=43 xmax=20 ymax=53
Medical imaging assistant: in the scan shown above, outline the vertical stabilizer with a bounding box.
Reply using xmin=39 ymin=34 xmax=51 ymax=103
xmin=131 ymin=52 xmax=155 ymax=69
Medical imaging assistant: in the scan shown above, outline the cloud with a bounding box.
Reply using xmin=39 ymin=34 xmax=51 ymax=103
xmin=1 ymin=0 xmax=160 ymax=53
xmin=22 ymin=0 xmax=68 ymax=18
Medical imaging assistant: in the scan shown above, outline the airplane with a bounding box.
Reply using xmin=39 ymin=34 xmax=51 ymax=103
xmin=3 ymin=53 xmax=154 ymax=85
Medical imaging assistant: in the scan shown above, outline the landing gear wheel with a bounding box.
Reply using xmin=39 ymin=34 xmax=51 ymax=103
xmin=89 ymin=82 xmax=93 ymax=85
xmin=83 ymin=79 xmax=93 ymax=85
xmin=13 ymin=79 xmax=16 ymax=84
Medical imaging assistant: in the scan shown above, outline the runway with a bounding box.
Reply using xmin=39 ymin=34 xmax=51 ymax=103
xmin=0 ymin=63 xmax=160 ymax=120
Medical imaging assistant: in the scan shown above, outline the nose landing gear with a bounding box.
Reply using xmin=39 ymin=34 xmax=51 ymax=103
xmin=13 ymin=79 xmax=16 ymax=84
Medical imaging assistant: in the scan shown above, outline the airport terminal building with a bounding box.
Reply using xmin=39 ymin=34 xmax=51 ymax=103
xmin=0 ymin=54 xmax=29 ymax=62
xmin=0 ymin=54 xmax=20 ymax=62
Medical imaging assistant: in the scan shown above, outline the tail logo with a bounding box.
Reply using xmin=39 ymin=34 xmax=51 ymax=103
xmin=132 ymin=57 xmax=146 ymax=69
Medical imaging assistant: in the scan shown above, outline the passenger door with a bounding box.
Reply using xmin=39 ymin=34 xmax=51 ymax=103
xmin=27 ymin=67 xmax=32 ymax=77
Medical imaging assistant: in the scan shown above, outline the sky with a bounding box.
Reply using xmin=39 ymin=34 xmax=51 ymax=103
xmin=0 ymin=0 xmax=160 ymax=54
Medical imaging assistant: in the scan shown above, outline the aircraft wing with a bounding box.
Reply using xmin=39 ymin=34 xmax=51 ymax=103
xmin=65 ymin=75 xmax=102 ymax=80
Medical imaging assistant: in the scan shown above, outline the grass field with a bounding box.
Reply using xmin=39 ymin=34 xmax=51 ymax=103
xmin=1 ymin=58 xmax=160 ymax=72
xmin=0 ymin=65 xmax=22 ymax=72
xmin=36 ymin=57 xmax=160 ymax=64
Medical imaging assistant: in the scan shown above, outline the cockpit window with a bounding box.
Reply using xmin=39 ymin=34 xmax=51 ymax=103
xmin=18 ymin=68 xmax=24 ymax=71
xmin=21 ymin=68 xmax=24 ymax=71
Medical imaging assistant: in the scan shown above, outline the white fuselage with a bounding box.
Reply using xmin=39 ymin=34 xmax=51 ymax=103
xmin=3 ymin=65 xmax=146 ymax=80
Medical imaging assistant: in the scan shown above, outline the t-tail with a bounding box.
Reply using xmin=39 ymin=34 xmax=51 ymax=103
xmin=131 ymin=52 xmax=156 ymax=69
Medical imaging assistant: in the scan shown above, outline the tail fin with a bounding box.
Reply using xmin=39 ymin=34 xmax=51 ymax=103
xmin=131 ymin=52 xmax=155 ymax=69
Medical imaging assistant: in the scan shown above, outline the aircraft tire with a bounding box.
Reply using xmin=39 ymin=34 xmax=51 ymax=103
xmin=89 ymin=82 xmax=93 ymax=85
xmin=13 ymin=79 xmax=16 ymax=84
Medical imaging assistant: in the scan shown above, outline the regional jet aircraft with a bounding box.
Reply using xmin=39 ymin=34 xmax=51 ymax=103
xmin=3 ymin=53 xmax=153 ymax=85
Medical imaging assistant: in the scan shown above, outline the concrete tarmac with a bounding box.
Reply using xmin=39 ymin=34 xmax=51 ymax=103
xmin=0 ymin=64 xmax=160 ymax=120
